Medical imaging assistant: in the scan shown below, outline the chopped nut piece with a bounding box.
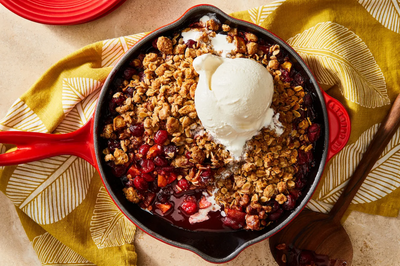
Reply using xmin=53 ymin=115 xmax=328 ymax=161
xmin=156 ymin=36 xmax=173 ymax=54
xmin=113 ymin=116 xmax=126 ymax=131
xmin=276 ymin=193 xmax=288 ymax=204
xmin=206 ymin=19 xmax=220 ymax=31
xmin=166 ymin=116 xmax=180 ymax=134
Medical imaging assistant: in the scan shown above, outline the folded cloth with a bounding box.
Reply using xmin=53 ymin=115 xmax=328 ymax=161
xmin=1 ymin=0 xmax=400 ymax=265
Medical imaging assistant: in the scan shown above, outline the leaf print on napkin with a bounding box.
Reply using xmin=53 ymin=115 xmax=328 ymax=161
xmin=0 ymin=98 xmax=48 ymax=132
xmin=319 ymin=123 xmax=400 ymax=205
xmin=248 ymin=0 xmax=286 ymax=26
xmin=33 ymin=232 xmax=95 ymax=265
xmin=101 ymin=33 xmax=147 ymax=67
xmin=306 ymin=199 xmax=332 ymax=213
xmin=90 ymin=187 xmax=136 ymax=249
xmin=6 ymin=155 xmax=95 ymax=224
xmin=359 ymin=0 xmax=400 ymax=34
xmin=62 ymin=77 xmax=103 ymax=116
xmin=57 ymin=89 xmax=100 ymax=134
xmin=287 ymin=21 xmax=389 ymax=108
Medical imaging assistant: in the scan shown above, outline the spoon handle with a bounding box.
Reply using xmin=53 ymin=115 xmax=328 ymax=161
xmin=330 ymin=93 xmax=400 ymax=223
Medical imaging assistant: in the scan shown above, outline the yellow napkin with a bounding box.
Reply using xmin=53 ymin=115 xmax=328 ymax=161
xmin=1 ymin=0 xmax=400 ymax=264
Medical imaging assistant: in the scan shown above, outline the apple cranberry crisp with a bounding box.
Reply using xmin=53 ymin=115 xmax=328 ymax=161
xmin=100 ymin=15 xmax=321 ymax=231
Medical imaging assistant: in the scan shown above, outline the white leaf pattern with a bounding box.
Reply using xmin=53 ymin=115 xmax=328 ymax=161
xmin=0 ymin=98 xmax=48 ymax=132
xmin=90 ymin=187 xmax=136 ymax=249
xmin=101 ymin=33 xmax=147 ymax=67
xmin=248 ymin=0 xmax=286 ymax=26
xmin=306 ymin=199 xmax=332 ymax=213
xmin=287 ymin=21 xmax=389 ymax=108
xmin=359 ymin=0 xmax=400 ymax=34
xmin=319 ymin=123 xmax=400 ymax=205
xmin=6 ymin=155 xmax=95 ymax=224
xmin=33 ymin=232 xmax=95 ymax=265
xmin=62 ymin=78 xmax=103 ymax=116
xmin=57 ymin=89 xmax=100 ymax=133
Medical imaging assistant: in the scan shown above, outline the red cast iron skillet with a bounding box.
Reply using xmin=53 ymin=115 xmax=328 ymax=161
xmin=0 ymin=5 xmax=351 ymax=263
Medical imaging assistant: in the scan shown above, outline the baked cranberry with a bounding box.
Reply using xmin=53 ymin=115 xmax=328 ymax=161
xmin=163 ymin=145 xmax=178 ymax=158
xmin=112 ymin=165 xmax=127 ymax=177
xmin=185 ymin=39 xmax=197 ymax=48
xmin=157 ymin=192 xmax=170 ymax=203
xmin=258 ymin=44 xmax=270 ymax=54
xmin=290 ymin=189 xmax=302 ymax=200
xmin=222 ymin=217 xmax=242 ymax=230
xmin=295 ymin=178 xmax=306 ymax=189
xmin=308 ymin=123 xmax=321 ymax=143
xmin=303 ymin=94 xmax=312 ymax=107
xmin=185 ymin=151 xmax=192 ymax=159
xmin=153 ymin=155 xmax=169 ymax=167
xmin=109 ymin=102 xmax=117 ymax=114
xmin=123 ymin=68 xmax=137 ymax=79
xmin=138 ymin=71 xmax=145 ymax=81
xmin=147 ymin=144 xmax=163 ymax=159
xmin=294 ymin=73 xmax=305 ymax=86
xmin=225 ymin=208 xmax=246 ymax=224
xmin=133 ymin=176 xmax=148 ymax=191
xmin=139 ymin=144 xmax=151 ymax=157
xmin=151 ymin=38 xmax=158 ymax=49
xmin=111 ymin=95 xmax=125 ymax=106
xmin=140 ymin=159 xmax=155 ymax=173
xmin=108 ymin=140 xmax=121 ymax=153
xmin=269 ymin=208 xmax=283 ymax=221
xmin=181 ymin=195 xmax=198 ymax=215
xmin=200 ymin=169 xmax=213 ymax=182
xmin=177 ymin=178 xmax=190 ymax=191
xmin=127 ymin=165 xmax=141 ymax=177
xmin=299 ymin=250 xmax=316 ymax=265
xmin=167 ymin=172 xmax=177 ymax=184
xmin=266 ymin=200 xmax=280 ymax=213
xmin=298 ymin=150 xmax=308 ymax=165
xmin=157 ymin=166 xmax=175 ymax=173
xmin=281 ymin=69 xmax=292 ymax=83
xmin=125 ymin=87 xmax=134 ymax=97
xmin=141 ymin=173 xmax=155 ymax=182
xmin=129 ymin=124 xmax=144 ymax=137
xmin=154 ymin=130 xmax=168 ymax=144
xmin=143 ymin=192 xmax=155 ymax=207
xmin=283 ymin=194 xmax=296 ymax=210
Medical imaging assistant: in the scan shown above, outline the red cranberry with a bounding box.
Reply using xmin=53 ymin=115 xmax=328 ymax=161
xmin=294 ymin=73 xmax=305 ymax=86
xmin=283 ymin=194 xmax=296 ymax=210
xmin=290 ymin=189 xmax=302 ymax=200
xmin=185 ymin=39 xmax=197 ymax=48
xmin=298 ymin=150 xmax=308 ymax=165
xmin=295 ymin=178 xmax=306 ymax=189
xmin=269 ymin=208 xmax=283 ymax=221
xmin=308 ymin=123 xmax=321 ymax=143
xmin=133 ymin=176 xmax=148 ymax=191
xmin=200 ymin=169 xmax=213 ymax=182
xmin=151 ymin=38 xmax=158 ymax=49
xmin=129 ymin=124 xmax=144 ymax=137
xmin=222 ymin=217 xmax=242 ymax=230
xmin=153 ymin=155 xmax=169 ymax=167
xmin=140 ymin=159 xmax=155 ymax=173
xmin=125 ymin=179 xmax=135 ymax=187
xmin=281 ymin=69 xmax=292 ymax=83
xmin=181 ymin=195 xmax=198 ymax=215
xmin=225 ymin=208 xmax=246 ymax=224
xmin=139 ymin=144 xmax=151 ymax=157
xmin=141 ymin=173 xmax=155 ymax=182
xmin=111 ymin=95 xmax=125 ymax=106
xmin=185 ymin=151 xmax=192 ymax=159
xmin=303 ymin=94 xmax=313 ymax=107
xmin=157 ymin=166 xmax=175 ymax=173
xmin=108 ymin=139 xmax=121 ymax=153
xmin=157 ymin=192 xmax=170 ymax=203
xmin=154 ymin=130 xmax=168 ymax=144
xmin=177 ymin=178 xmax=190 ymax=191
xmin=125 ymin=87 xmax=134 ymax=97
xmin=299 ymin=250 xmax=316 ymax=264
xmin=258 ymin=44 xmax=270 ymax=54
xmin=266 ymin=200 xmax=280 ymax=213
xmin=163 ymin=145 xmax=178 ymax=158
xmin=123 ymin=68 xmax=137 ymax=79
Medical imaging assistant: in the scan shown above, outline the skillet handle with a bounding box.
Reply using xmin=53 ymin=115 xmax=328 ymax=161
xmin=0 ymin=118 xmax=95 ymax=167
xmin=322 ymin=91 xmax=351 ymax=162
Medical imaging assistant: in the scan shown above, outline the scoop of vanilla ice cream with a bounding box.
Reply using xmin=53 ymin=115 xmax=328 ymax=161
xmin=193 ymin=54 xmax=275 ymax=159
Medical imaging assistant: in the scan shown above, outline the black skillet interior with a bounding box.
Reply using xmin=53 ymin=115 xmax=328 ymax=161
xmin=94 ymin=5 xmax=329 ymax=263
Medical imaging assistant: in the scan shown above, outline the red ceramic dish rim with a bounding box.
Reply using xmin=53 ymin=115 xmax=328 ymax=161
xmin=0 ymin=0 xmax=126 ymax=25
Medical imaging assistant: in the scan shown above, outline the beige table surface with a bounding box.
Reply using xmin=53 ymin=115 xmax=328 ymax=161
xmin=1 ymin=1 xmax=400 ymax=265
